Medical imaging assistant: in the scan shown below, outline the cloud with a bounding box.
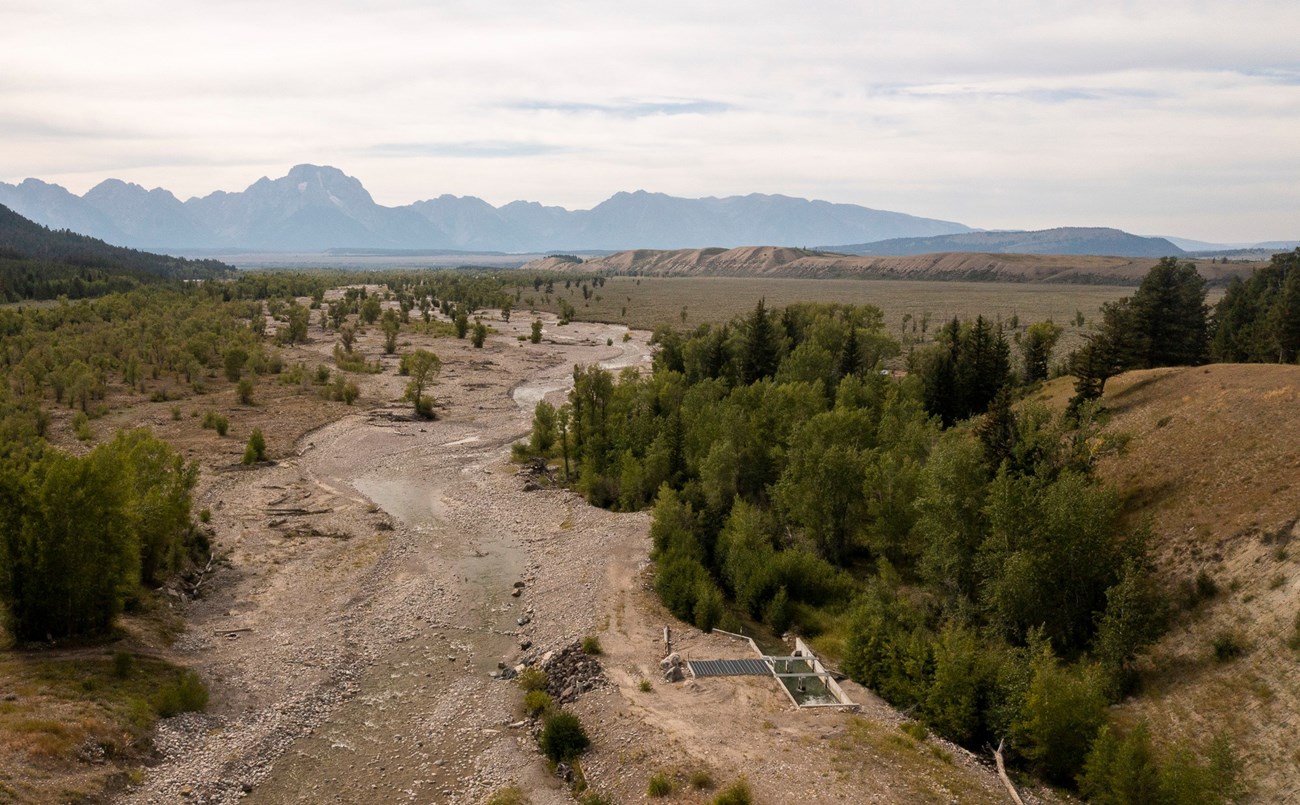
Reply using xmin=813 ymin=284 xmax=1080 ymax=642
xmin=503 ymin=99 xmax=734 ymax=118
xmin=1 ymin=0 xmax=1297 ymax=241
xmin=368 ymin=141 xmax=574 ymax=158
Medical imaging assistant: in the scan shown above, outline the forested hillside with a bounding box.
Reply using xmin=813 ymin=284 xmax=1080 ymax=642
xmin=515 ymin=254 xmax=1300 ymax=801
xmin=0 ymin=204 xmax=232 ymax=302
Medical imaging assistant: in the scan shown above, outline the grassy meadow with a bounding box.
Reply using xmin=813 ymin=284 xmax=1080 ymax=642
xmin=521 ymin=275 xmax=1225 ymax=359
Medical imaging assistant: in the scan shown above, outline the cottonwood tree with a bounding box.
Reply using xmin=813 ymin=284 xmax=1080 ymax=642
xmin=380 ymin=309 xmax=401 ymax=354
xmin=404 ymin=349 xmax=441 ymax=418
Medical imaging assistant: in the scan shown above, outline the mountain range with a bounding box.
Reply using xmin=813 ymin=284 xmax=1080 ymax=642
xmin=830 ymin=227 xmax=1186 ymax=259
xmin=0 ymin=164 xmax=972 ymax=254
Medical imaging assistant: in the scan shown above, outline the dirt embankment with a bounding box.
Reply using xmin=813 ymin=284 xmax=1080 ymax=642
xmin=524 ymin=247 xmax=1261 ymax=285
xmin=1088 ymin=365 xmax=1300 ymax=803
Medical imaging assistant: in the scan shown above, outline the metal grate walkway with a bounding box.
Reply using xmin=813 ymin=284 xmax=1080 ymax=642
xmin=687 ymin=658 xmax=772 ymax=677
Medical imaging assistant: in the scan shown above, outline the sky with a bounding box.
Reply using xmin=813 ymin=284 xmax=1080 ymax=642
xmin=2 ymin=0 xmax=1298 ymax=243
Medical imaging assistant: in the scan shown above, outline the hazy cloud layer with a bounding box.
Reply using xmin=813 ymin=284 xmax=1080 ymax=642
xmin=2 ymin=0 xmax=1297 ymax=241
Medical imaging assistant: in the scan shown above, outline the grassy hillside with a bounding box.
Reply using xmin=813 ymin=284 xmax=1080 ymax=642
xmin=1040 ymin=364 xmax=1300 ymax=801
xmin=0 ymin=204 xmax=232 ymax=301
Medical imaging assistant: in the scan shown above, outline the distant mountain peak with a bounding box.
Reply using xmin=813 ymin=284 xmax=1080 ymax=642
xmin=1 ymin=166 xmax=974 ymax=253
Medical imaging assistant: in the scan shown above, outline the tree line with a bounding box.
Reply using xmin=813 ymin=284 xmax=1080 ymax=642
xmin=1069 ymin=250 xmax=1300 ymax=413
xmin=521 ymin=279 xmax=1247 ymax=801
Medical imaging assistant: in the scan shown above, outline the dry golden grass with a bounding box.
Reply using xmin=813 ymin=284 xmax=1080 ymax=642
xmin=0 ymin=653 xmax=190 ymax=801
xmin=1082 ymin=364 xmax=1300 ymax=801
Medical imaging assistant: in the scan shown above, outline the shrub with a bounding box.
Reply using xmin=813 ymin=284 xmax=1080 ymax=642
xmin=1012 ymin=646 xmax=1108 ymax=784
xmin=153 ymin=670 xmax=209 ymax=717
xmin=517 ymin=667 xmax=548 ymax=693
xmin=523 ymin=689 xmax=552 ymax=717
xmin=72 ymin=411 xmax=93 ymax=441
xmin=170 ymin=405 xmax=182 ymax=421
xmin=639 ymin=678 xmax=653 ymax=693
xmin=764 ymin=586 xmax=791 ymax=634
xmin=578 ymin=793 xmax=613 ymax=805
xmin=647 ymin=773 xmax=674 ymax=797
xmin=1194 ymin=570 xmax=1219 ymax=603
xmin=531 ymin=319 xmax=543 ymax=344
xmin=538 ymin=711 xmax=589 ymax=763
xmin=484 ymin=785 xmax=529 ymax=805
xmin=236 ymin=377 xmax=254 ymax=405
xmin=581 ymin=635 xmax=603 ymax=655
xmin=689 ymin=769 xmax=715 ymax=789
xmin=712 ymin=779 xmax=753 ymax=805
xmin=900 ymin=721 xmax=929 ymax=742
xmin=1212 ymin=631 xmax=1246 ymax=662
xmin=201 ymin=411 xmax=228 ymax=436
xmin=243 ymin=428 xmax=267 ymax=465
xmin=1081 ymin=723 xmax=1242 ymax=805
xmin=112 ymin=652 xmax=134 ymax=679
xmin=472 ymin=321 xmax=488 ymax=347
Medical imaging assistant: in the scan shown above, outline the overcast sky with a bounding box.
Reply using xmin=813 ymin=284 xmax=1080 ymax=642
xmin=2 ymin=0 xmax=1297 ymax=242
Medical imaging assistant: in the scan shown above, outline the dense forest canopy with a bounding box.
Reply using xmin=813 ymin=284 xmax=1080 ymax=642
xmin=0 ymin=203 xmax=234 ymax=302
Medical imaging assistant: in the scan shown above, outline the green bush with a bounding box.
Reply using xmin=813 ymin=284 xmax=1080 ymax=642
xmin=647 ymin=773 xmax=673 ymax=797
xmin=538 ymin=711 xmax=590 ymax=763
xmin=517 ymin=667 xmax=548 ymax=693
xmin=764 ymin=585 xmax=791 ymax=634
xmin=688 ymin=769 xmax=715 ymax=789
xmin=1212 ymin=631 xmax=1246 ymax=662
xmin=523 ymin=689 xmax=552 ymax=717
xmin=581 ymin=635 xmax=603 ymax=655
xmin=242 ymin=428 xmax=267 ymax=465
xmin=152 ymin=669 xmax=209 ymax=717
xmin=712 ymin=779 xmax=753 ymax=805
xmin=694 ymin=580 xmax=724 ymax=632
xmin=1012 ymin=647 xmax=1108 ymax=784
xmin=1080 ymin=722 xmax=1242 ymax=805
xmin=72 ymin=410 xmax=93 ymax=441
xmin=577 ymin=793 xmax=613 ymax=805
xmin=201 ymin=411 xmax=228 ymax=436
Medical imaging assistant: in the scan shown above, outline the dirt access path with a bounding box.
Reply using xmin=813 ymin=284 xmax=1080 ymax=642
xmin=120 ymin=304 xmax=1037 ymax=805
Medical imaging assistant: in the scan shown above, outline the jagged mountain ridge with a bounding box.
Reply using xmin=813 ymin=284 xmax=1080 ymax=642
xmin=0 ymin=164 xmax=972 ymax=253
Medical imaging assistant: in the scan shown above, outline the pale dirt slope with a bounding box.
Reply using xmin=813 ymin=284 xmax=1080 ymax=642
xmin=1063 ymin=364 xmax=1300 ymax=803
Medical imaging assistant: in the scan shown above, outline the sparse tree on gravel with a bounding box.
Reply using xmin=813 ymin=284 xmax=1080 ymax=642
xmin=404 ymin=349 xmax=441 ymax=419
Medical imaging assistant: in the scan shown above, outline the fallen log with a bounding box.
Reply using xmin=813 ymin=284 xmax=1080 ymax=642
xmin=994 ymin=738 xmax=1026 ymax=805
